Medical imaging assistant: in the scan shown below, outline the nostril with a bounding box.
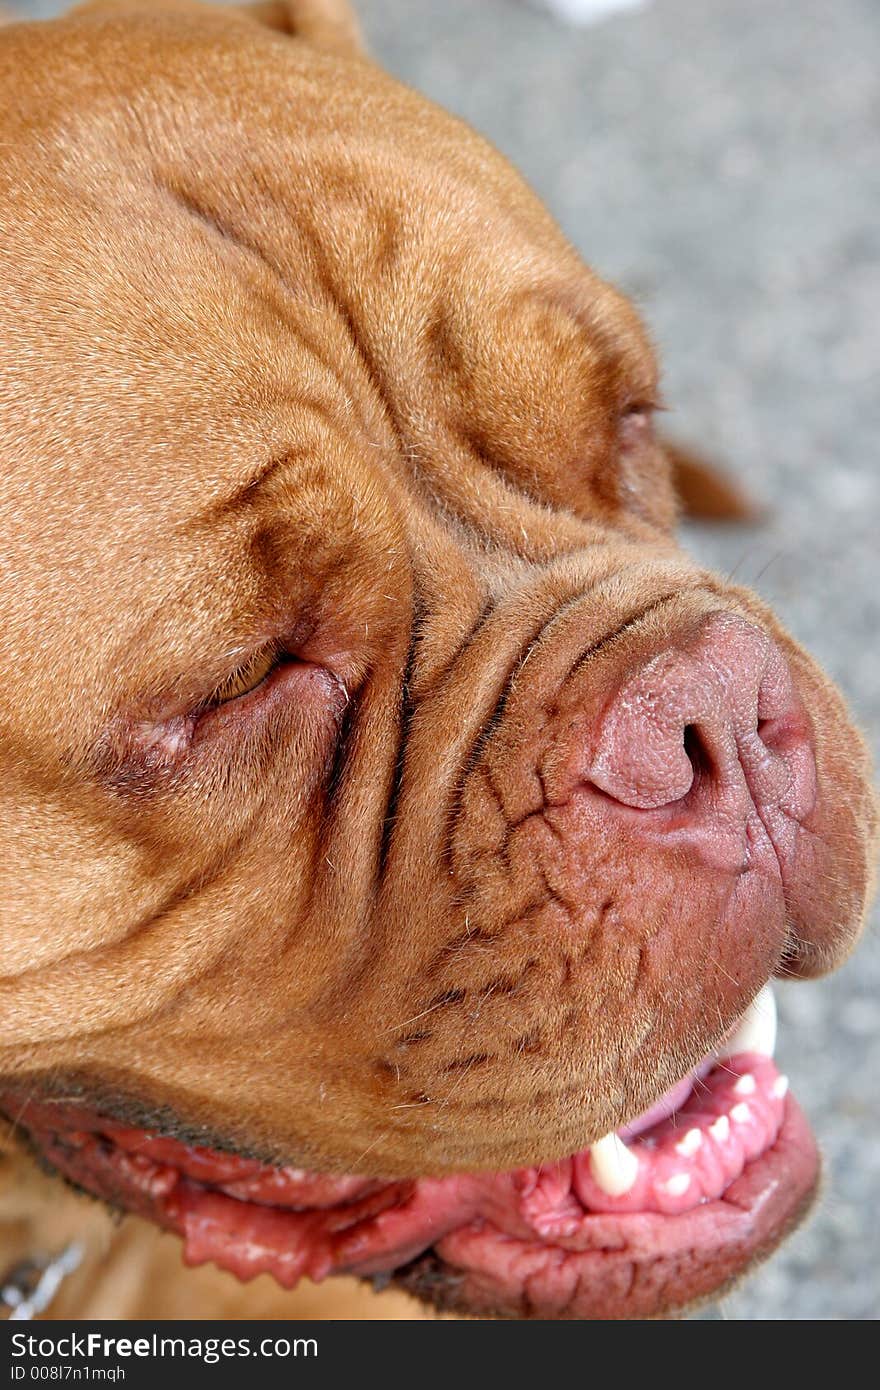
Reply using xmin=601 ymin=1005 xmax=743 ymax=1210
xmin=578 ymin=614 xmax=803 ymax=817
xmin=682 ymin=723 xmax=713 ymax=782
xmin=568 ymin=613 xmax=820 ymax=871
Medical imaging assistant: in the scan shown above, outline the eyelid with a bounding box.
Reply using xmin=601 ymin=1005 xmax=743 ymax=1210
xmin=622 ymin=395 xmax=667 ymax=417
xmin=205 ymin=642 xmax=280 ymax=708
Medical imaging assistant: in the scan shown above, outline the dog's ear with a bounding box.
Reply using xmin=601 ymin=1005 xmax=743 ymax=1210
xmin=236 ymin=0 xmax=365 ymax=58
xmin=663 ymin=440 xmax=761 ymax=522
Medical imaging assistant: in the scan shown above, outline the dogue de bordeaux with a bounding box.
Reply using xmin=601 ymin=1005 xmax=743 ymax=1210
xmin=0 ymin=0 xmax=876 ymax=1320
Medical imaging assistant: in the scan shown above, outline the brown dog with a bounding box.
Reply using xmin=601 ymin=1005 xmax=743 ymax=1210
xmin=0 ymin=0 xmax=876 ymax=1321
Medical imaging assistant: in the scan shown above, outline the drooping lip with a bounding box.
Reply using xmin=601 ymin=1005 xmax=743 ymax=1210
xmin=1 ymin=990 xmax=819 ymax=1319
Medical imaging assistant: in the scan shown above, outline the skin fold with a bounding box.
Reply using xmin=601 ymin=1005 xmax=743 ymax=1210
xmin=0 ymin=0 xmax=876 ymax=1319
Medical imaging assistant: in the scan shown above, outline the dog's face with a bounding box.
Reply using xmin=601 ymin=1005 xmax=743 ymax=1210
xmin=0 ymin=2 xmax=876 ymax=1319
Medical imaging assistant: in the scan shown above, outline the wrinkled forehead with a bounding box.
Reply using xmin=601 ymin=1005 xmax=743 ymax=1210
xmin=0 ymin=172 xmax=320 ymax=641
xmin=0 ymin=22 xmax=399 ymax=653
xmin=0 ymin=10 xmax=657 ymax=745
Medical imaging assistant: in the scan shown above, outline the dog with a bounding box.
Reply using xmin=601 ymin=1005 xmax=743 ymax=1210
xmin=0 ymin=0 xmax=876 ymax=1321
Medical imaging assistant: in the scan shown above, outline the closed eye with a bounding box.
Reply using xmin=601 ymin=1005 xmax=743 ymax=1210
xmin=206 ymin=643 xmax=280 ymax=708
xmin=94 ymin=637 xmax=350 ymax=792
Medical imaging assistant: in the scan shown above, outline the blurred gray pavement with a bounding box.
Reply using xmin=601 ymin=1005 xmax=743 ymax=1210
xmin=8 ymin=0 xmax=880 ymax=1320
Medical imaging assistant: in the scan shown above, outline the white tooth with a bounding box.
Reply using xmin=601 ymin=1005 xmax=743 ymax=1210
xmin=709 ymin=1115 xmax=730 ymax=1144
xmin=589 ymin=1133 xmax=639 ymax=1197
xmin=659 ymin=1173 xmax=691 ymax=1197
xmin=731 ymin=1102 xmax=751 ymax=1124
xmin=772 ymin=1074 xmax=790 ymax=1099
xmin=675 ymin=1128 xmax=703 ymax=1158
xmin=722 ymin=984 xmax=777 ymax=1059
xmin=733 ymin=1073 xmax=757 ymax=1095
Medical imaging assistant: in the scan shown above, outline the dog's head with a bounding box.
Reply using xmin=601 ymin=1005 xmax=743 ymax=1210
xmin=0 ymin=0 xmax=876 ymax=1318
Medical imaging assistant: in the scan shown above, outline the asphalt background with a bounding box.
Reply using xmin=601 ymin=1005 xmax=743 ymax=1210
xmin=10 ymin=0 xmax=880 ymax=1320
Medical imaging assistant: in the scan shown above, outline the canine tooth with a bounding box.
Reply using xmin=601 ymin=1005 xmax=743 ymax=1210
xmin=731 ymin=1103 xmax=751 ymax=1124
xmin=659 ymin=1173 xmax=691 ymax=1197
xmin=589 ymin=1133 xmax=639 ymax=1196
xmin=733 ymin=1073 xmax=757 ymax=1095
xmin=772 ymin=1074 xmax=790 ymax=1099
xmin=709 ymin=1115 xmax=730 ymax=1144
xmin=675 ymin=1128 xmax=703 ymax=1158
xmin=722 ymin=984 xmax=777 ymax=1059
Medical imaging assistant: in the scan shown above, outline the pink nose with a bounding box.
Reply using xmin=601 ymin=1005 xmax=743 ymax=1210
xmin=584 ymin=612 xmax=816 ymax=833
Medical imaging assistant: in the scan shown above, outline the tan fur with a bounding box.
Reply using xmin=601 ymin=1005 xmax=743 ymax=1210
xmin=0 ymin=0 xmax=876 ymax=1319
